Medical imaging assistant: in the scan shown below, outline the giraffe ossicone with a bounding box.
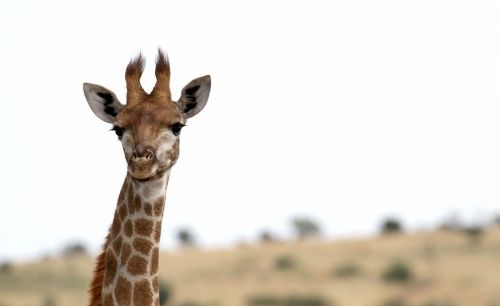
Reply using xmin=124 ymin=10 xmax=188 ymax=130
xmin=83 ymin=49 xmax=211 ymax=306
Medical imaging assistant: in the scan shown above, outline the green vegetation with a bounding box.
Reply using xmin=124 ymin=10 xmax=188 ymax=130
xmin=248 ymin=295 xmax=330 ymax=306
xmin=62 ymin=242 xmax=88 ymax=257
xmin=42 ymin=294 xmax=57 ymax=306
xmin=380 ymin=297 xmax=407 ymax=306
xmin=331 ymin=262 xmax=361 ymax=278
xmin=274 ymin=255 xmax=297 ymax=270
xmin=159 ymin=280 xmax=172 ymax=305
xmin=494 ymin=214 xmax=500 ymax=226
xmin=380 ymin=218 xmax=404 ymax=235
xmin=177 ymin=228 xmax=196 ymax=247
xmin=463 ymin=225 xmax=484 ymax=246
xmin=259 ymin=230 xmax=276 ymax=243
xmin=178 ymin=302 xmax=219 ymax=306
xmin=0 ymin=261 xmax=12 ymax=274
xmin=381 ymin=261 xmax=413 ymax=283
xmin=421 ymin=300 xmax=457 ymax=306
xmin=179 ymin=302 xmax=203 ymax=306
xmin=291 ymin=217 xmax=321 ymax=239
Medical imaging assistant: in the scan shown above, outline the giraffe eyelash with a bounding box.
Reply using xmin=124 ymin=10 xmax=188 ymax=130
xmin=111 ymin=126 xmax=125 ymax=140
xmin=170 ymin=122 xmax=185 ymax=136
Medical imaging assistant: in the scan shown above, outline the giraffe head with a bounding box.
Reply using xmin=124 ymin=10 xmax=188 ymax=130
xmin=83 ymin=50 xmax=211 ymax=180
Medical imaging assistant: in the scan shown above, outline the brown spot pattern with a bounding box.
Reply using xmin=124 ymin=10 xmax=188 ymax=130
xmin=134 ymin=194 xmax=142 ymax=212
xmin=103 ymin=250 xmax=117 ymax=287
xmin=119 ymin=204 xmax=128 ymax=220
xmin=153 ymin=198 xmax=164 ymax=216
xmin=171 ymin=141 xmax=180 ymax=162
xmin=133 ymin=279 xmax=154 ymax=306
xmin=150 ymin=247 xmax=159 ymax=274
xmin=115 ymin=276 xmax=132 ymax=306
xmin=135 ymin=219 xmax=153 ymax=236
xmin=121 ymin=243 xmax=131 ymax=265
xmin=153 ymin=276 xmax=159 ymax=292
xmin=127 ymin=255 xmax=148 ymax=275
xmin=118 ymin=192 xmax=125 ymax=205
xmin=112 ymin=236 xmax=123 ymax=253
xmin=154 ymin=222 xmax=162 ymax=241
xmin=124 ymin=220 xmax=133 ymax=237
xmin=111 ymin=217 xmax=121 ymax=237
xmin=144 ymin=202 xmax=153 ymax=215
xmin=133 ymin=238 xmax=153 ymax=255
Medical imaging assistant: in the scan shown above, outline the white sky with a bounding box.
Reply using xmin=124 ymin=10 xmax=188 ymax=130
xmin=1 ymin=0 xmax=500 ymax=260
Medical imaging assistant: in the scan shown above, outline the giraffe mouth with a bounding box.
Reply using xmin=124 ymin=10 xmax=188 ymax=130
xmin=128 ymin=160 xmax=158 ymax=180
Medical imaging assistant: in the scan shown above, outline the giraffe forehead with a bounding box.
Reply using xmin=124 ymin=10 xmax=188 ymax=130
xmin=116 ymin=102 xmax=182 ymax=128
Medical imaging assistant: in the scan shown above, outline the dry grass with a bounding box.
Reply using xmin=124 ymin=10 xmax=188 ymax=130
xmin=1 ymin=228 xmax=499 ymax=306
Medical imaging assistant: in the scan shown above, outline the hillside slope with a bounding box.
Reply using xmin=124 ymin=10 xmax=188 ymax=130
xmin=0 ymin=229 xmax=499 ymax=306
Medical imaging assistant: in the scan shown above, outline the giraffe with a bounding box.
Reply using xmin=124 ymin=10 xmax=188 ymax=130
xmin=83 ymin=50 xmax=211 ymax=306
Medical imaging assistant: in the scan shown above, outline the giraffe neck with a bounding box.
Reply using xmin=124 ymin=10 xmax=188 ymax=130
xmin=99 ymin=171 xmax=170 ymax=306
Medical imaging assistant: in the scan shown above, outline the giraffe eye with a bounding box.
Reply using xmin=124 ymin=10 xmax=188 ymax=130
xmin=170 ymin=122 xmax=184 ymax=136
xmin=111 ymin=126 xmax=125 ymax=140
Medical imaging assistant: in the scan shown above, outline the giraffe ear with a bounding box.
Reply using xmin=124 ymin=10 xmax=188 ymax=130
xmin=177 ymin=75 xmax=211 ymax=119
xmin=83 ymin=83 xmax=124 ymax=123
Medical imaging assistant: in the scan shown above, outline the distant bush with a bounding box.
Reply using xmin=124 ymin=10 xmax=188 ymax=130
xmin=274 ymin=255 xmax=297 ymax=271
xmin=380 ymin=297 xmax=407 ymax=306
xmin=159 ymin=280 xmax=172 ymax=305
xmin=494 ymin=214 xmax=500 ymax=226
xmin=0 ymin=261 xmax=12 ymax=274
xmin=421 ymin=300 xmax=457 ymax=306
xmin=438 ymin=213 xmax=463 ymax=232
xmin=42 ymin=295 xmax=57 ymax=306
xmin=381 ymin=261 xmax=413 ymax=283
xmin=179 ymin=302 xmax=202 ymax=306
xmin=176 ymin=228 xmax=196 ymax=247
xmin=178 ymin=302 xmax=218 ymax=306
xmin=248 ymin=296 xmax=279 ymax=306
xmin=331 ymin=262 xmax=361 ymax=278
xmin=463 ymin=225 xmax=483 ymax=236
xmin=463 ymin=225 xmax=484 ymax=246
xmin=62 ymin=242 xmax=87 ymax=257
xmin=380 ymin=218 xmax=404 ymax=235
xmin=248 ymin=294 xmax=330 ymax=306
xmin=259 ymin=230 xmax=276 ymax=243
xmin=291 ymin=217 xmax=321 ymax=239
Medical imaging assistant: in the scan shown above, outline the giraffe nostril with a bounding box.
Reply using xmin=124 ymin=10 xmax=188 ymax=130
xmin=132 ymin=147 xmax=154 ymax=161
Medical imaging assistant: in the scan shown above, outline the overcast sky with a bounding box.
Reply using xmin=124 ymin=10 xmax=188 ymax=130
xmin=1 ymin=0 xmax=500 ymax=260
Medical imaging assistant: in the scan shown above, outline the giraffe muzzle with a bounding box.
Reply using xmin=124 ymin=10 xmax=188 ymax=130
xmin=128 ymin=146 xmax=159 ymax=179
xmin=131 ymin=146 xmax=155 ymax=162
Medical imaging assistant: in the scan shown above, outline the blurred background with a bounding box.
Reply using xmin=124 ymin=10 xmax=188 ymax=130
xmin=1 ymin=0 xmax=500 ymax=305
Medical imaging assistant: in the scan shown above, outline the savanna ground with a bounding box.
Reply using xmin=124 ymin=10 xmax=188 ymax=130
xmin=1 ymin=228 xmax=499 ymax=306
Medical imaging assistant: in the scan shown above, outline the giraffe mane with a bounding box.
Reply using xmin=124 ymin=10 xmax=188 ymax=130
xmin=88 ymin=232 xmax=111 ymax=306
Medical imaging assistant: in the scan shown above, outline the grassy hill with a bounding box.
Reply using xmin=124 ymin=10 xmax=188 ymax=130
xmin=1 ymin=228 xmax=499 ymax=306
